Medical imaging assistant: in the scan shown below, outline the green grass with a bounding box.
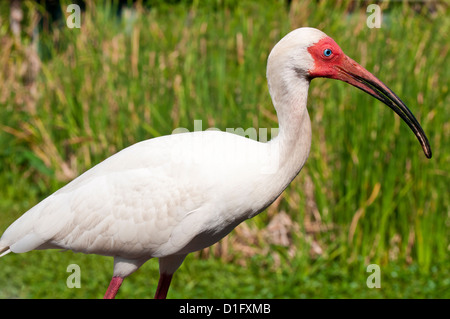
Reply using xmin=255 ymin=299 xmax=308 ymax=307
xmin=0 ymin=249 xmax=448 ymax=298
xmin=0 ymin=0 xmax=448 ymax=298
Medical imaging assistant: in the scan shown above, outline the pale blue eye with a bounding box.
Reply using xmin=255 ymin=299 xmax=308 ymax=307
xmin=323 ymin=49 xmax=332 ymax=57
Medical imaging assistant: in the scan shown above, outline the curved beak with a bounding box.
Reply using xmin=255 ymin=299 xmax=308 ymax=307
xmin=333 ymin=56 xmax=432 ymax=159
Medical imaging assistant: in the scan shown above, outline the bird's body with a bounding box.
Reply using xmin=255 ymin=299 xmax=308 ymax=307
xmin=0 ymin=28 xmax=431 ymax=298
xmin=0 ymin=122 xmax=311 ymax=277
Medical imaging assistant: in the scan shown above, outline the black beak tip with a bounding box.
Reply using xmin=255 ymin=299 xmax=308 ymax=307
xmin=423 ymin=139 xmax=432 ymax=159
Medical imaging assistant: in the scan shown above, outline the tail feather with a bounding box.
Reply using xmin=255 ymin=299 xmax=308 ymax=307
xmin=0 ymin=246 xmax=11 ymax=257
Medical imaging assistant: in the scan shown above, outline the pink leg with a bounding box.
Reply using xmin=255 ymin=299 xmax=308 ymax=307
xmin=104 ymin=276 xmax=124 ymax=299
xmin=154 ymin=273 xmax=173 ymax=299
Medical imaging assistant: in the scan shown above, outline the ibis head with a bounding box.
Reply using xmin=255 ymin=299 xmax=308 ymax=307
xmin=269 ymin=28 xmax=432 ymax=159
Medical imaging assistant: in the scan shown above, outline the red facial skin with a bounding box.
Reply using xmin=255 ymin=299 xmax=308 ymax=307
xmin=306 ymin=36 xmax=389 ymax=102
xmin=307 ymin=37 xmax=345 ymax=79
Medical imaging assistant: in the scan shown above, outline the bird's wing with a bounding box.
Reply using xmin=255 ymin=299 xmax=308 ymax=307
xmin=0 ymin=130 xmax=274 ymax=259
xmin=0 ymin=134 xmax=207 ymax=258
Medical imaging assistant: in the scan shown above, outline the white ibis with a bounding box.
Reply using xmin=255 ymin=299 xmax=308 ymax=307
xmin=0 ymin=28 xmax=431 ymax=299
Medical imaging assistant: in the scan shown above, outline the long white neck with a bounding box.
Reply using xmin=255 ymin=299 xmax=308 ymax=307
xmin=236 ymin=68 xmax=312 ymax=222
xmin=266 ymin=64 xmax=312 ymax=192
xmin=241 ymin=72 xmax=311 ymax=219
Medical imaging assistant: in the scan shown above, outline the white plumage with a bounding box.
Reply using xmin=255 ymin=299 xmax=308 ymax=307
xmin=0 ymin=27 xmax=430 ymax=298
xmin=1 ymin=128 xmax=308 ymax=270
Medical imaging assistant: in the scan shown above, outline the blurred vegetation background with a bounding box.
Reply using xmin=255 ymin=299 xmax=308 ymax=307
xmin=0 ymin=0 xmax=448 ymax=298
